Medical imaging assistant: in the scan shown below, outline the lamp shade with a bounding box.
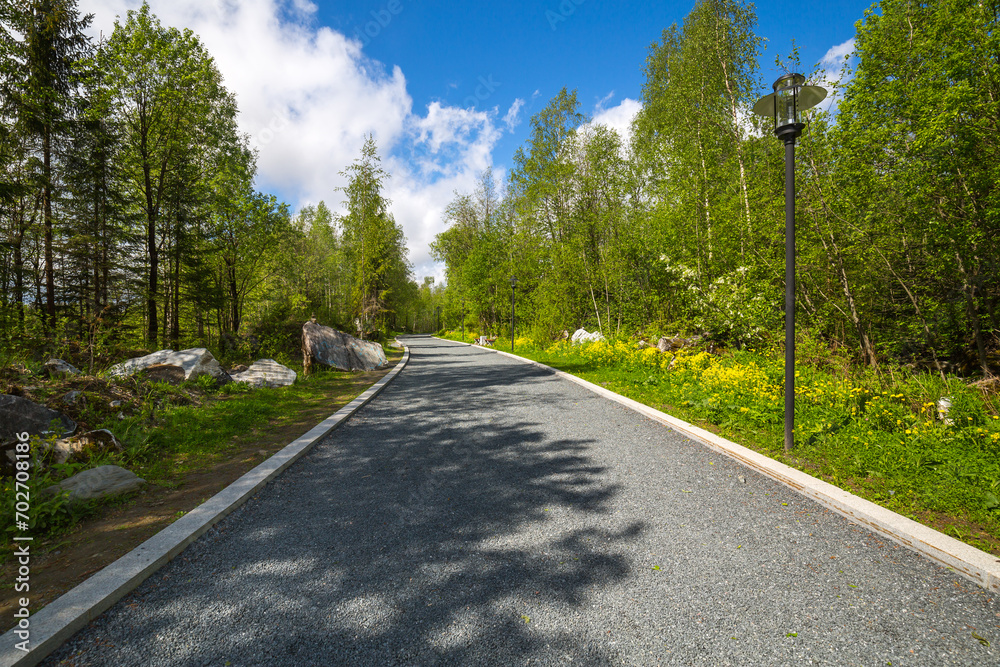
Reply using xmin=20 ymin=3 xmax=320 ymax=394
xmin=751 ymin=73 xmax=827 ymax=142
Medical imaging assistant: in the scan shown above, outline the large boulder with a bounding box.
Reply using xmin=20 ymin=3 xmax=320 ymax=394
xmin=0 ymin=395 xmax=76 ymax=445
xmin=302 ymin=320 xmax=387 ymax=373
xmin=43 ymin=465 xmax=145 ymax=506
xmin=108 ymin=348 xmax=231 ymax=385
xmin=230 ymin=359 xmax=297 ymax=388
xmin=106 ymin=349 xmax=175 ymax=377
xmin=0 ymin=395 xmax=77 ymax=476
xmin=571 ymin=328 xmax=605 ymax=345
xmin=43 ymin=358 xmax=81 ymax=379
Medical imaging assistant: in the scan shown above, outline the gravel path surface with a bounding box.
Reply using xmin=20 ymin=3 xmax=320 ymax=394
xmin=46 ymin=336 xmax=999 ymax=666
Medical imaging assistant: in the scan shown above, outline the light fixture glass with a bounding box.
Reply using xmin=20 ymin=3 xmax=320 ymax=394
xmin=751 ymin=73 xmax=827 ymax=142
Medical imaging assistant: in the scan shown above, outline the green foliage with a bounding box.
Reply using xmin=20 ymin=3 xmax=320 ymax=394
xmin=338 ymin=136 xmax=413 ymax=336
xmin=0 ymin=438 xmax=87 ymax=538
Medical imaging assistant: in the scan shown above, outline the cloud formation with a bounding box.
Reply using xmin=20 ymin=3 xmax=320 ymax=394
xmin=79 ymin=0 xmax=504 ymax=279
xmin=588 ymin=96 xmax=643 ymax=148
xmin=816 ymin=37 xmax=856 ymax=113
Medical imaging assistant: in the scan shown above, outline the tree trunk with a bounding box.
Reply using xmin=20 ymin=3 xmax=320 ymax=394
xmin=805 ymin=155 xmax=877 ymax=367
xmin=171 ymin=225 xmax=181 ymax=347
xmin=955 ymin=252 xmax=991 ymax=376
xmin=145 ymin=161 xmax=158 ymax=344
xmin=228 ymin=259 xmax=240 ymax=334
xmin=43 ymin=125 xmax=55 ymax=328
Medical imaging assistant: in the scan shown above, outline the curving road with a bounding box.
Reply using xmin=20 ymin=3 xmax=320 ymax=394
xmin=47 ymin=336 xmax=999 ymax=666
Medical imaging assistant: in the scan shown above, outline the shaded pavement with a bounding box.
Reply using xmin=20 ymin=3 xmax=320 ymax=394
xmin=46 ymin=336 xmax=999 ymax=666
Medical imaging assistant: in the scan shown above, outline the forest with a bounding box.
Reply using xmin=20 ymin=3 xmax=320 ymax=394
xmin=0 ymin=1 xmax=424 ymax=369
xmin=433 ymin=0 xmax=999 ymax=379
xmin=1 ymin=0 xmax=997 ymax=379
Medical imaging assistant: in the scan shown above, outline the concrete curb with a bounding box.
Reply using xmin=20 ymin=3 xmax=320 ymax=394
xmin=1 ymin=346 xmax=410 ymax=667
xmin=437 ymin=336 xmax=1000 ymax=594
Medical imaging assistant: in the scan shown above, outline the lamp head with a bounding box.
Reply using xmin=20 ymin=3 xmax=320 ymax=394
xmin=751 ymin=73 xmax=827 ymax=143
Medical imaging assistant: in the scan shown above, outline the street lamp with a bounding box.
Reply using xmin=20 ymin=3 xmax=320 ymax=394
xmin=752 ymin=73 xmax=826 ymax=453
xmin=509 ymin=276 xmax=518 ymax=352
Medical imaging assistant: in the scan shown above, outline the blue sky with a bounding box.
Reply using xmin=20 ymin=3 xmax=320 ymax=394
xmin=82 ymin=0 xmax=873 ymax=280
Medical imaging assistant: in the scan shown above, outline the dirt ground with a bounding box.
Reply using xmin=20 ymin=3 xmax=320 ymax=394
xmin=0 ymin=362 xmax=399 ymax=633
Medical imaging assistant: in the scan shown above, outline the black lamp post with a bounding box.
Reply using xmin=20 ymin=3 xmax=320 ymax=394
xmin=752 ymin=73 xmax=826 ymax=453
xmin=509 ymin=276 xmax=518 ymax=352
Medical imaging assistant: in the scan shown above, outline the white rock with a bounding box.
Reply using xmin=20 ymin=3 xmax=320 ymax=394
xmin=230 ymin=359 xmax=297 ymax=388
xmin=108 ymin=348 xmax=230 ymax=384
xmin=46 ymin=429 xmax=124 ymax=465
xmin=302 ymin=321 xmax=386 ymax=372
xmin=571 ymin=328 xmax=605 ymax=344
xmin=44 ymin=358 xmax=81 ymax=379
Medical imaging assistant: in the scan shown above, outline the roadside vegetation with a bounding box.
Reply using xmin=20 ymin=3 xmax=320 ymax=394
xmin=0 ymin=344 xmax=403 ymax=562
xmin=429 ymin=0 xmax=1000 ymax=557
xmin=443 ymin=331 xmax=1000 ymax=556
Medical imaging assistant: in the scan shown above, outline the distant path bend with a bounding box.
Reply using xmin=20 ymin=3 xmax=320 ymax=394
xmin=47 ymin=335 xmax=999 ymax=666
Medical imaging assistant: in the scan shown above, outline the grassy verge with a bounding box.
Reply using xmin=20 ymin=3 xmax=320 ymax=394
xmin=1 ymin=349 xmax=403 ymax=559
xmin=443 ymin=331 xmax=1000 ymax=555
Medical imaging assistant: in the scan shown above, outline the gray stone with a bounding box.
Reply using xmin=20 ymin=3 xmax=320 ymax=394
xmin=0 ymin=394 xmax=76 ymax=446
xmin=110 ymin=400 xmax=123 ymax=408
xmin=61 ymin=390 xmax=83 ymax=405
xmin=43 ymin=465 xmax=145 ymax=505
xmin=107 ymin=348 xmax=231 ymax=384
xmin=656 ymin=336 xmax=687 ymax=353
xmin=44 ymin=358 xmax=81 ymax=379
xmin=302 ymin=320 xmax=387 ymax=373
xmin=637 ymin=340 xmax=650 ymax=350
xmin=230 ymin=359 xmax=297 ymax=388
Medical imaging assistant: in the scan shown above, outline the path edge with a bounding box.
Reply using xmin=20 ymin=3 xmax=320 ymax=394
xmin=0 ymin=345 xmax=410 ymax=667
xmin=436 ymin=336 xmax=1000 ymax=595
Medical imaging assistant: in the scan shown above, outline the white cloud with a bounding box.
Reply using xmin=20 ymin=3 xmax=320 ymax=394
xmin=821 ymin=38 xmax=855 ymax=67
xmin=78 ymin=0 xmax=501 ymax=281
xmin=502 ymin=98 xmax=525 ymax=132
xmin=816 ymin=37 xmax=856 ymax=114
xmin=586 ymin=97 xmax=642 ymax=149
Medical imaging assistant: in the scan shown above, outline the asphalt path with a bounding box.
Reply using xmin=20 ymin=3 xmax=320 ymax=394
xmin=46 ymin=336 xmax=999 ymax=666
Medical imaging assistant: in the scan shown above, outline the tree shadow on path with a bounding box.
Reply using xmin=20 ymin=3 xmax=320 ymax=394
xmin=46 ymin=336 xmax=645 ymax=666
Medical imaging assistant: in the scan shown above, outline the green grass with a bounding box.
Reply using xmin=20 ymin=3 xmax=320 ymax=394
xmin=444 ymin=331 xmax=1000 ymax=554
